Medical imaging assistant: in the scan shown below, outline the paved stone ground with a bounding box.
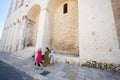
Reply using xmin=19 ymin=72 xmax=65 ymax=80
xmin=0 ymin=60 xmax=33 ymax=80
xmin=0 ymin=51 xmax=120 ymax=80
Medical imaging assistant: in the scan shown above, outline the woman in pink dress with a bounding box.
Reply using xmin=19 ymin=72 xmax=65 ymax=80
xmin=36 ymin=48 xmax=43 ymax=70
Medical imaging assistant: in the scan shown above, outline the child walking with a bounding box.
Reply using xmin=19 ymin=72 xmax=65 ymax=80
xmin=35 ymin=48 xmax=43 ymax=70
xmin=50 ymin=55 xmax=54 ymax=66
xmin=49 ymin=49 xmax=55 ymax=66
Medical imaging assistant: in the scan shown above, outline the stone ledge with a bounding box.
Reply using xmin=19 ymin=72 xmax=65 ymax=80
xmin=82 ymin=60 xmax=120 ymax=72
xmin=54 ymin=54 xmax=79 ymax=65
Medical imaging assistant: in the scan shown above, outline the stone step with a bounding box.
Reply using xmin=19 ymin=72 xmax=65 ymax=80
xmin=11 ymin=47 xmax=34 ymax=60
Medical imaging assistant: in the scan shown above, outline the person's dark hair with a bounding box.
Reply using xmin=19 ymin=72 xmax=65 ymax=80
xmin=46 ymin=47 xmax=50 ymax=52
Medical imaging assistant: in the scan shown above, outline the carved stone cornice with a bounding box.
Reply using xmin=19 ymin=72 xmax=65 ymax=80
xmin=26 ymin=19 xmax=35 ymax=25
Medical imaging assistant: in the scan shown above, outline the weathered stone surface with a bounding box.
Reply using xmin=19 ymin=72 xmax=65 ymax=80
xmin=65 ymin=70 xmax=77 ymax=80
xmin=82 ymin=60 xmax=120 ymax=72
xmin=0 ymin=0 xmax=120 ymax=67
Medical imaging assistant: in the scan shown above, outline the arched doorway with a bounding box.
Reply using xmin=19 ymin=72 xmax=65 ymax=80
xmin=48 ymin=0 xmax=79 ymax=56
xmin=24 ymin=5 xmax=40 ymax=48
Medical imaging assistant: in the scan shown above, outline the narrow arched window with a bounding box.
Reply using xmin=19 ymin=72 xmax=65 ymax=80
xmin=63 ymin=3 xmax=68 ymax=14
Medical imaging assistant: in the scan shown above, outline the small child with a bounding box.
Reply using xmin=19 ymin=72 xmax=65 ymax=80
xmin=50 ymin=55 xmax=54 ymax=66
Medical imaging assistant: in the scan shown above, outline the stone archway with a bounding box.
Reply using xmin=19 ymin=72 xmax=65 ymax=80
xmin=48 ymin=0 xmax=79 ymax=56
xmin=24 ymin=5 xmax=40 ymax=48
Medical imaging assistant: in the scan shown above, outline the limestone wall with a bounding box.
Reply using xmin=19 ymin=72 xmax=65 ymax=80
xmin=0 ymin=0 xmax=120 ymax=66
xmin=0 ymin=0 xmax=44 ymax=52
xmin=78 ymin=0 xmax=120 ymax=64
xmin=51 ymin=1 xmax=79 ymax=55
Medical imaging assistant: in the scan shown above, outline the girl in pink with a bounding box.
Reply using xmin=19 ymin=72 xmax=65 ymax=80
xmin=49 ymin=49 xmax=55 ymax=66
xmin=36 ymin=48 xmax=43 ymax=70
xmin=50 ymin=55 xmax=54 ymax=66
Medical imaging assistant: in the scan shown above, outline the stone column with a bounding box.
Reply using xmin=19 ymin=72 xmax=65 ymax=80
xmin=4 ymin=27 xmax=9 ymax=52
xmin=42 ymin=9 xmax=51 ymax=51
xmin=6 ymin=27 xmax=11 ymax=52
xmin=2 ymin=29 xmax=7 ymax=51
xmin=11 ymin=22 xmax=20 ymax=53
xmin=36 ymin=8 xmax=51 ymax=52
xmin=11 ymin=0 xmax=16 ymax=13
xmin=18 ymin=19 xmax=27 ymax=50
xmin=9 ymin=26 xmax=14 ymax=52
xmin=8 ymin=26 xmax=14 ymax=52
xmin=7 ymin=27 xmax=10 ymax=52
xmin=0 ymin=30 xmax=5 ymax=51
xmin=11 ymin=26 xmax=16 ymax=53
xmin=7 ymin=0 xmax=13 ymax=17
xmin=12 ymin=25 xmax=17 ymax=52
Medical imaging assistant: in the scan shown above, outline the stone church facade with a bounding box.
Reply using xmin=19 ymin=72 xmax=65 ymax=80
xmin=0 ymin=0 xmax=120 ymax=67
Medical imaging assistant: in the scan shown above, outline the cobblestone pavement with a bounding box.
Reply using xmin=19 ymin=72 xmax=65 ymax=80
xmin=0 ymin=51 xmax=120 ymax=80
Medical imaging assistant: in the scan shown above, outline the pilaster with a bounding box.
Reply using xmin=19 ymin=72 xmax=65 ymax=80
xmin=36 ymin=8 xmax=51 ymax=52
